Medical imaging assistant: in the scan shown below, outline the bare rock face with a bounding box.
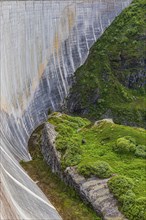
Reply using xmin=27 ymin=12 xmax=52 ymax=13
xmin=42 ymin=123 xmax=62 ymax=174
xmin=94 ymin=118 xmax=114 ymax=126
xmin=41 ymin=123 xmax=127 ymax=220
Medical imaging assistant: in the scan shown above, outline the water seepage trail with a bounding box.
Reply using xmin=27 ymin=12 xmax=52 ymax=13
xmin=0 ymin=1 xmax=132 ymax=219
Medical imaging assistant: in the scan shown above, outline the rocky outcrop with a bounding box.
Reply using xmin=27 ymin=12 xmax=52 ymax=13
xmin=41 ymin=123 xmax=127 ymax=220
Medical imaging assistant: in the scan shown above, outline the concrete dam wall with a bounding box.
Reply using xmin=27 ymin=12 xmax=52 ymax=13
xmin=0 ymin=1 xmax=132 ymax=219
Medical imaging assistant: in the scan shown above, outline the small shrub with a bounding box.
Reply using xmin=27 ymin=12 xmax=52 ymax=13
xmin=108 ymin=175 xmax=134 ymax=198
xmin=120 ymin=189 xmax=136 ymax=203
xmin=113 ymin=136 xmax=136 ymax=154
xmin=122 ymin=196 xmax=146 ymax=220
xmin=78 ymin=161 xmax=112 ymax=178
xmin=135 ymin=145 xmax=146 ymax=158
xmin=108 ymin=176 xmax=146 ymax=219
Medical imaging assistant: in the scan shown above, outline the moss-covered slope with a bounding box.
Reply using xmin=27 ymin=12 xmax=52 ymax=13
xmin=48 ymin=112 xmax=146 ymax=220
xmin=67 ymin=0 xmax=146 ymax=128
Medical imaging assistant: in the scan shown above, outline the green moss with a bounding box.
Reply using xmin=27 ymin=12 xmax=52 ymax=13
xmin=122 ymin=197 xmax=146 ymax=220
xmin=108 ymin=176 xmax=146 ymax=220
xmin=48 ymin=113 xmax=146 ymax=219
xmin=68 ymin=0 xmax=146 ymax=128
xmin=108 ymin=175 xmax=134 ymax=198
xmin=114 ymin=136 xmax=136 ymax=154
xmin=77 ymin=161 xmax=112 ymax=178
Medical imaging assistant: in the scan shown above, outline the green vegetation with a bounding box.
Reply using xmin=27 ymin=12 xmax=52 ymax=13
xmin=48 ymin=112 xmax=146 ymax=220
xmin=108 ymin=176 xmax=146 ymax=220
xmin=114 ymin=136 xmax=136 ymax=154
xmin=113 ymin=136 xmax=146 ymax=159
xmin=21 ymin=125 xmax=100 ymax=220
xmin=108 ymin=176 xmax=134 ymax=198
xmin=135 ymin=145 xmax=146 ymax=158
xmin=68 ymin=0 xmax=146 ymax=128
xmin=78 ymin=161 xmax=112 ymax=178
